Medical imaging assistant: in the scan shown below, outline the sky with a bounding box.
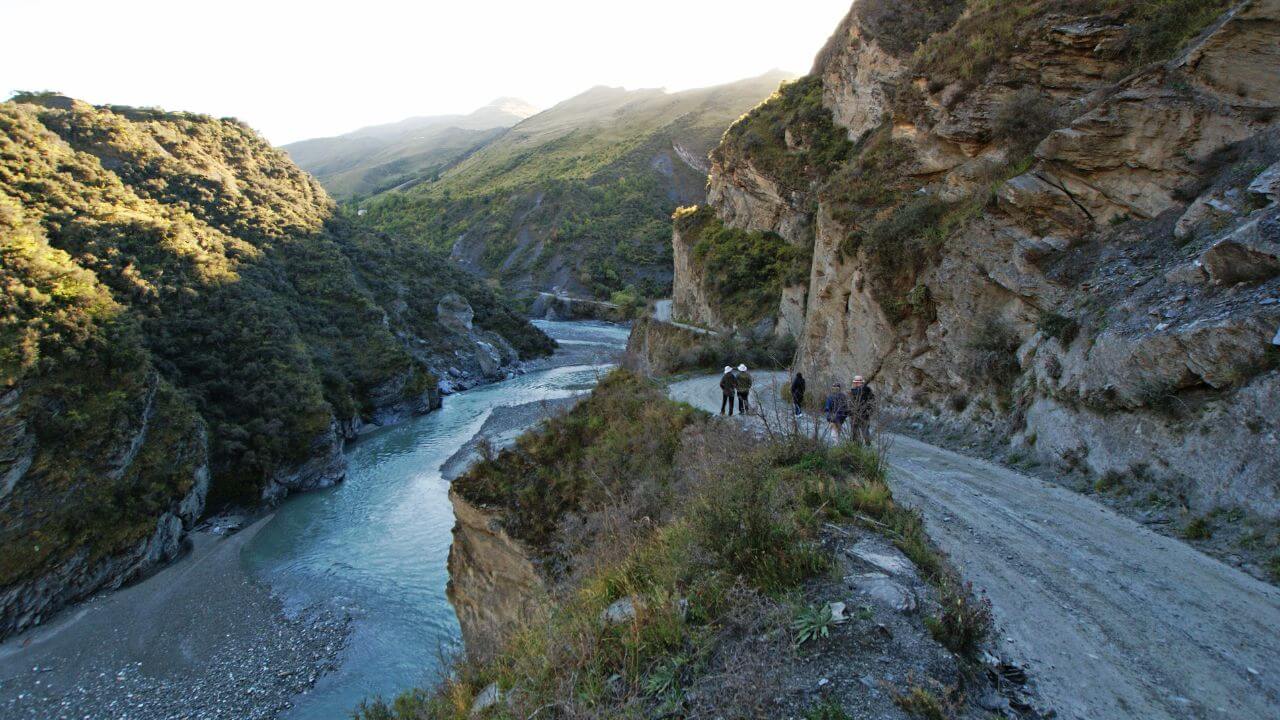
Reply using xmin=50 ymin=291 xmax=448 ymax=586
xmin=1 ymin=0 xmax=853 ymax=145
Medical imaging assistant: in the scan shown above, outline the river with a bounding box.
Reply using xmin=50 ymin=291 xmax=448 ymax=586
xmin=241 ymin=320 xmax=630 ymax=719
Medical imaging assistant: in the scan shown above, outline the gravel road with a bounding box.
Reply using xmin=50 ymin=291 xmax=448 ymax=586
xmin=668 ymin=371 xmax=1280 ymax=720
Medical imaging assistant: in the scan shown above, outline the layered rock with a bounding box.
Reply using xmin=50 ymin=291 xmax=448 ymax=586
xmin=684 ymin=0 xmax=1280 ymax=516
xmin=445 ymin=489 xmax=547 ymax=661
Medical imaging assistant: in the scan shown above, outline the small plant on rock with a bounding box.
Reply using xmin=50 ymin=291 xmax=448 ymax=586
xmin=792 ymin=603 xmax=837 ymax=646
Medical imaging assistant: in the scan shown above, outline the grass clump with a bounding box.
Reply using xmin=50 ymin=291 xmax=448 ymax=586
xmin=925 ymin=581 xmax=994 ymax=656
xmin=1183 ymin=515 xmax=1213 ymax=540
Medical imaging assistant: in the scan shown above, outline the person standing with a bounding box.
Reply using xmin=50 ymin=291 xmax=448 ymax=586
xmin=823 ymin=382 xmax=849 ymax=437
xmin=849 ymin=375 xmax=875 ymax=444
xmin=735 ymin=364 xmax=753 ymax=413
xmin=719 ymin=366 xmax=737 ymax=416
xmin=791 ymin=372 xmax=806 ymax=416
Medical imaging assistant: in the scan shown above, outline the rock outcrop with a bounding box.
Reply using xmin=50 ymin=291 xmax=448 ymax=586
xmin=446 ymin=489 xmax=547 ymax=662
xmin=681 ymin=0 xmax=1280 ymax=516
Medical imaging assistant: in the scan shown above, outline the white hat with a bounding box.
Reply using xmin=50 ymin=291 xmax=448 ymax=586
xmin=724 ymin=366 xmax=733 ymax=373
xmin=738 ymin=364 xmax=747 ymax=372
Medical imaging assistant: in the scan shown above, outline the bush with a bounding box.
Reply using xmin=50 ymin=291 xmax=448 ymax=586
xmin=991 ymin=87 xmax=1057 ymax=152
xmin=1036 ymin=311 xmax=1080 ymax=345
xmin=961 ymin=316 xmax=1022 ymax=388
xmin=924 ymin=581 xmax=993 ymax=656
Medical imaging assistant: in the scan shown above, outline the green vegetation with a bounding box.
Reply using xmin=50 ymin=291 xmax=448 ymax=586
xmin=912 ymin=0 xmax=1235 ymax=87
xmin=792 ymin=603 xmax=837 ymax=646
xmin=360 ymin=370 xmax=976 ymax=718
xmin=0 ymin=96 xmax=549 ymax=590
xmin=715 ymin=75 xmax=853 ymax=192
xmin=677 ymin=205 xmax=810 ymax=328
xmin=1036 ymin=310 xmax=1080 ymax=345
xmin=355 ymin=75 xmax=789 ymax=300
xmin=1184 ymin=516 xmax=1213 ymax=540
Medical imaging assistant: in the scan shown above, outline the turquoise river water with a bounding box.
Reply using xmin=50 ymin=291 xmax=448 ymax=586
xmin=241 ymin=320 xmax=630 ymax=719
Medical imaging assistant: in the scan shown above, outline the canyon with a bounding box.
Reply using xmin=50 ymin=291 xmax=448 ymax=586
xmin=674 ymin=0 xmax=1280 ymax=526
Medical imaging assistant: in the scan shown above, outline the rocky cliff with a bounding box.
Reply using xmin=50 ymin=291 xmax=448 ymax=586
xmin=678 ymin=0 xmax=1280 ymax=518
xmin=445 ymin=488 xmax=547 ymax=662
xmin=0 ymin=94 xmax=552 ymax=639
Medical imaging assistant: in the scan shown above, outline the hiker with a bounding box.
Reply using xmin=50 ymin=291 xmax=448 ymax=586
xmin=849 ymin=375 xmax=875 ymax=444
xmin=735 ymin=364 xmax=753 ymax=413
xmin=823 ymin=382 xmax=849 ymax=437
xmin=791 ymin=372 xmax=806 ymax=416
xmin=719 ymin=366 xmax=737 ymax=416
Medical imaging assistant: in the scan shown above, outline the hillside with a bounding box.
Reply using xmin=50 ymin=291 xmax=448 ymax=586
xmin=0 ymin=94 xmax=552 ymax=639
xmin=358 ymin=72 xmax=794 ymax=302
xmin=675 ymin=0 xmax=1280 ymax=564
xmin=282 ymin=98 xmax=537 ymax=199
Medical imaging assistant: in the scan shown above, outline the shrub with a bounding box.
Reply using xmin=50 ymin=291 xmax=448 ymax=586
xmin=990 ymin=87 xmax=1057 ymax=152
xmin=925 ymin=581 xmax=993 ymax=656
xmin=1036 ymin=311 xmax=1080 ymax=345
xmin=961 ymin=316 xmax=1022 ymax=388
xmin=1184 ymin=516 xmax=1213 ymax=540
xmin=894 ymin=682 xmax=952 ymax=720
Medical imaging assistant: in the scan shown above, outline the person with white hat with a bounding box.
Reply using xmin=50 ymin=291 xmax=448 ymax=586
xmin=735 ymin=364 xmax=753 ymax=413
xmin=719 ymin=366 xmax=737 ymax=416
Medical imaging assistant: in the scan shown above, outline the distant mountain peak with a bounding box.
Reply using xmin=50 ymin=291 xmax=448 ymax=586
xmin=481 ymin=97 xmax=538 ymax=118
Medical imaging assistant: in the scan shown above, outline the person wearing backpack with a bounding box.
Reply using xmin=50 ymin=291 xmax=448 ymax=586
xmin=823 ymin=382 xmax=849 ymax=438
xmin=735 ymin=364 xmax=753 ymax=413
xmin=848 ymin=375 xmax=876 ymax=444
xmin=719 ymin=366 xmax=737 ymax=416
xmin=790 ymin=372 xmax=806 ymax=416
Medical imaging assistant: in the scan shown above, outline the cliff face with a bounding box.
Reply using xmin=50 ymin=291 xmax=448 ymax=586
xmin=683 ymin=0 xmax=1280 ymax=516
xmin=445 ymin=488 xmax=546 ymax=662
xmin=0 ymin=95 xmax=551 ymax=639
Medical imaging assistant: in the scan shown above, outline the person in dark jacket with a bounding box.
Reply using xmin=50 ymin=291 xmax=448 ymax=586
xmin=848 ymin=375 xmax=875 ymax=444
xmin=823 ymin=382 xmax=849 ymax=437
xmin=791 ymin=372 xmax=806 ymax=416
xmin=719 ymin=366 xmax=737 ymax=416
xmin=735 ymin=364 xmax=753 ymax=413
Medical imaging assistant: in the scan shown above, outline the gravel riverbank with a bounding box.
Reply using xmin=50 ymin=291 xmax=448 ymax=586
xmin=0 ymin=517 xmax=350 ymax=720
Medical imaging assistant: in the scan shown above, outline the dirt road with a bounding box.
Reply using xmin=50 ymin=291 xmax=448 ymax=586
xmin=668 ymin=372 xmax=1280 ymax=720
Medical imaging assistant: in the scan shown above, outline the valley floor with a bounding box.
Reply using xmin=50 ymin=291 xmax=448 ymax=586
xmin=668 ymin=373 xmax=1280 ymax=720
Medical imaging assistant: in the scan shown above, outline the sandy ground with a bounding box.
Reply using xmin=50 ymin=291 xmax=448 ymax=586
xmin=668 ymin=371 xmax=1280 ymax=720
xmin=0 ymin=517 xmax=349 ymax=720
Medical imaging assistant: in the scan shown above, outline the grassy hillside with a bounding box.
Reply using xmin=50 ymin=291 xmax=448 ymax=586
xmin=358 ymin=73 xmax=793 ymax=300
xmin=283 ymin=98 xmax=536 ymax=199
xmin=0 ymin=94 xmax=550 ymax=594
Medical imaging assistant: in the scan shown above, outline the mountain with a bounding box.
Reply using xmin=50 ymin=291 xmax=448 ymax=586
xmin=282 ymin=98 xmax=537 ymax=199
xmin=0 ymin=93 xmax=553 ymax=639
xmin=357 ymin=71 xmax=795 ymax=303
xmin=674 ymin=0 xmax=1280 ymax=531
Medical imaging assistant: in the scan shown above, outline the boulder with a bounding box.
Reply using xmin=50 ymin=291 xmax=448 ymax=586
xmin=470 ymin=682 xmax=502 ymax=717
xmin=601 ymin=597 xmax=638 ymax=625
xmin=1199 ymin=211 xmax=1280 ymax=285
xmin=848 ymin=572 xmax=918 ymax=614
xmin=847 ymin=540 xmax=916 ymax=577
xmin=437 ymin=293 xmax=475 ymax=332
